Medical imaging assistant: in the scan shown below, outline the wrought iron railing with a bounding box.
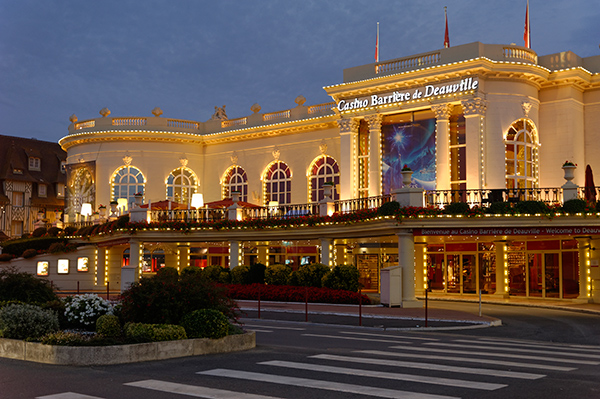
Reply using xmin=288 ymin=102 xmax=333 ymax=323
xmin=424 ymin=188 xmax=563 ymax=207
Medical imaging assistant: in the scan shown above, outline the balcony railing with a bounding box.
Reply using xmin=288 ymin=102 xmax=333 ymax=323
xmin=424 ymin=188 xmax=563 ymax=208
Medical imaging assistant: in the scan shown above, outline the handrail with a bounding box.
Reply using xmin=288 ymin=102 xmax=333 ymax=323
xmin=376 ymin=52 xmax=441 ymax=75
xmin=424 ymin=188 xmax=563 ymax=207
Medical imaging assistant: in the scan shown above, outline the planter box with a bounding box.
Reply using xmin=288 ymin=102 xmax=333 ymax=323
xmin=0 ymin=331 xmax=255 ymax=366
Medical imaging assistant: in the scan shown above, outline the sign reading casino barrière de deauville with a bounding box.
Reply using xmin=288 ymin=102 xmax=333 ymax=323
xmin=337 ymin=77 xmax=478 ymax=111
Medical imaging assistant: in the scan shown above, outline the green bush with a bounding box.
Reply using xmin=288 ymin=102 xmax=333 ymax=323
xmin=0 ymin=303 xmax=59 ymax=340
xmin=96 ymin=314 xmax=121 ymax=337
xmin=63 ymin=294 xmax=114 ymax=329
xmin=1 ymin=237 xmax=67 ymax=256
xmin=0 ymin=253 xmax=15 ymax=262
xmin=377 ymin=201 xmax=400 ymax=216
xmin=181 ymin=266 xmax=203 ymax=278
xmin=155 ymin=266 xmax=179 ymax=283
xmin=181 ymin=309 xmax=229 ymax=339
xmin=292 ymin=263 xmax=330 ymax=288
xmin=515 ymin=200 xmax=549 ymax=214
xmin=0 ymin=267 xmax=58 ymax=303
xmin=46 ymin=227 xmax=62 ymax=237
xmin=248 ymin=263 xmax=266 ymax=284
xmin=563 ymin=198 xmax=588 ymax=214
xmin=443 ymin=202 xmax=470 ymax=215
xmin=265 ymin=264 xmax=292 ymax=285
xmin=488 ymin=201 xmax=513 ymax=214
xmin=63 ymin=226 xmax=78 ymax=235
xmin=41 ymin=331 xmax=91 ymax=346
xmin=202 ymin=265 xmax=231 ymax=283
xmin=124 ymin=322 xmax=187 ymax=343
xmin=230 ymin=264 xmax=251 ymax=285
xmin=41 ymin=300 xmax=67 ymax=328
xmin=22 ymin=248 xmax=38 ymax=259
xmin=120 ymin=269 xmax=236 ymax=325
xmin=322 ymin=265 xmax=360 ymax=292
xmin=31 ymin=227 xmax=47 ymax=238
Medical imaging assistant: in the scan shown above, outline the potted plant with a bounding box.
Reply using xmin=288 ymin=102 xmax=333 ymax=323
xmin=562 ymin=161 xmax=577 ymax=181
xmin=98 ymin=204 xmax=106 ymax=217
xmin=400 ymin=164 xmax=413 ymax=187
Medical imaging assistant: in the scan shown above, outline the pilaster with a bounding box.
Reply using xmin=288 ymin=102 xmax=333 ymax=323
xmin=338 ymin=118 xmax=359 ymax=200
xmin=432 ymin=104 xmax=453 ymax=190
xmin=461 ymin=97 xmax=488 ymax=190
xmin=365 ymin=114 xmax=383 ymax=197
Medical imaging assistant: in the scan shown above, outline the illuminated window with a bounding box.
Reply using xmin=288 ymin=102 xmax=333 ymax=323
xmin=57 ymin=259 xmax=69 ymax=274
xmin=166 ymin=167 xmax=198 ymax=205
xmin=505 ymin=119 xmax=538 ymax=190
xmin=222 ymin=166 xmax=248 ymax=201
xmin=309 ymin=156 xmax=340 ymax=202
xmin=77 ymin=257 xmax=89 ymax=272
xmin=111 ymin=166 xmax=145 ymax=208
xmin=37 ymin=261 xmax=49 ymax=276
xmin=264 ymin=161 xmax=291 ymax=205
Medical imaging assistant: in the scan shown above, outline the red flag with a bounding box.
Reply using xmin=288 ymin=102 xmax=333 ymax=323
xmin=444 ymin=7 xmax=450 ymax=48
xmin=524 ymin=0 xmax=530 ymax=48
xmin=375 ymin=22 xmax=379 ymax=62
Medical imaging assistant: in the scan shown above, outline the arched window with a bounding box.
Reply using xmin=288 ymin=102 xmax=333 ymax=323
xmin=221 ymin=166 xmax=248 ymax=202
xmin=308 ymin=156 xmax=340 ymax=202
xmin=263 ymin=161 xmax=291 ymax=205
xmin=505 ymin=119 xmax=539 ymax=190
xmin=111 ymin=165 xmax=145 ymax=208
xmin=166 ymin=167 xmax=198 ymax=205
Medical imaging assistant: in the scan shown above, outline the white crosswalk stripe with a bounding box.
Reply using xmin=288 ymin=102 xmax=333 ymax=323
xmin=125 ymin=379 xmax=283 ymax=399
xmin=425 ymin=341 xmax=600 ymax=359
xmin=339 ymin=331 xmax=439 ymax=341
xmin=259 ymin=359 xmax=507 ymax=390
xmin=197 ymin=368 xmax=460 ymax=399
xmin=302 ymin=333 xmax=411 ymax=344
xmin=389 ymin=344 xmax=600 ymax=365
xmin=460 ymin=338 xmax=600 ymax=353
xmin=244 ymin=324 xmax=305 ymax=331
xmin=311 ymin=353 xmax=546 ymax=379
xmin=357 ymin=349 xmax=576 ymax=371
xmin=36 ymin=394 xmax=105 ymax=399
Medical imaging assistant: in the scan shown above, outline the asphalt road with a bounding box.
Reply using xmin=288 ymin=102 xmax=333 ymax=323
xmin=2 ymin=306 xmax=600 ymax=399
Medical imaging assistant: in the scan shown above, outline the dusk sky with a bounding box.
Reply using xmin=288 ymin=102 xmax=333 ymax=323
xmin=1 ymin=0 xmax=598 ymax=143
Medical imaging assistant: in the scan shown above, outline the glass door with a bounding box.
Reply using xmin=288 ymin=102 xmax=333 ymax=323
xmin=446 ymin=254 xmax=476 ymax=294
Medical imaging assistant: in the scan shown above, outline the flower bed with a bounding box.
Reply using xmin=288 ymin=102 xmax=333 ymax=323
xmin=223 ymin=283 xmax=370 ymax=305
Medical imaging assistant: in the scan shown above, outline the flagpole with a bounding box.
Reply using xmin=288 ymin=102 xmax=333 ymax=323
xmin=444 ymin=6 xmax=450 ymax=48
xmin=524 ymin=0 xmax=530 ymax=48
xmin=375 ymin=22 xmax=379 ymax=63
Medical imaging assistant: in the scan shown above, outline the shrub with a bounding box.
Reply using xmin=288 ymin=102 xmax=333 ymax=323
xmin=322 ymin=264 xmax=360 ymax=292
xmin=0 ymin=253 xmax=14 ymax=262
xmin=181 ymin=266 xmax=203 ymax=278
xmin=124 ymin=322 xmax=187 ymax=343
xmin=248 ymin=263 xmax=266 ymax=284
xmin=115 ymin=215 xmax=130 ymax=229
xmin=225 ymin=283 xmax=370 ymax=305
xmin=377 ymin=201 xmax=400 ymax=216
xmin=96 ymin=314 xmax=121 ymax=337
xmin=46 ymin=227 xmax=62 ymax=237
xmin=41 ymin=331 xmax=92 ymax=346
xmin=443 ymin=202 xmax=470 ymax=215
xmin=292 ymin=263 xmax=330 ymax=288
xmin=48 ymin=242 xmax=66 ymax=254
xmin=1 ymin=237 xmax=67 ymax=256
xmin=563 ymin=198 xmax=588 ymax=214
xmin=22 ymin=248 xmax=38 ymax=259
xmin=64 ymin=294 xmax=114 ymax=329
xmin=120 ymin=270 xmax=236 ymax=325
xmin=265 ymin=264 xmax=292 ymax=285
xmin=155 ymin=266 xmax=179 ymax=283
xmin=63 ymin=226 xmax=78 ymax=235
xmin=0 ymin=303 xmax=59 ymax=340
xmin=41 ymin=300 xmax=68 ymax=328
xmin=202 ymin=265 xmax=231 ymax=283
xmin=488 ymin=201 xmax=513 ymax=214
xmin=230 ymin=264 xmax=251 ymax=285
xmin=31 ymin=227 xmax=47 ymax=238
xmin=515 ymin=200 xmax=549 ymax=214
xmin=181 ymin=309 xmax=229 ymax=339
xmin=0 ymin=267 xmax=58 ymax=303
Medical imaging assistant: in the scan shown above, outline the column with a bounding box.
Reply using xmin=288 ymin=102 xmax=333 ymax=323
xmin=414 ymin=242 xmax=427 ymax=297
xmin=431 ymin=104 xmax=453 ymax=191
xmin=257 ymin=242 xmax=269 ymax=266
xmin=461 ymin=98 xmax=488 ymax=190
xmin=95 ymin=245 xmax=104 ymax=287
xmin=122 ymin=240 xmax=141 ymax=291
xmin=177 ymin=243 xmax=190 ymax=272
xmin=365 ymin=114 xmax=383 ymax=197
xmin=335 ymin=242 xmax=347 ymax=266
xmin=229 ymin=240 xmax=241 ymax=269
xmin=338 ymin=118 xmax=359 ymax=200
xmin=397 ymin=230 xmax=421 ymax=308
xmin=320 ymin=238 xmax=333 ymax=267
xmin=493 ymin=240 xmax=509 ymax=298
xmin=576 ymin=237 xmax=591 ymax=301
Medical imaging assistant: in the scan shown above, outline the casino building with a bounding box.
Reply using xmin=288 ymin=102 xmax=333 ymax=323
xmin=54 ymin=42 xmax=600 ymax=305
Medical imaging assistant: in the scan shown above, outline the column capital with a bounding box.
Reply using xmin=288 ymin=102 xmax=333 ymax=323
xmin=337 ymin=117 xmax=359 ymax=133
xmin=461 ymin=97 xmax=488 ymax=116
xmin=431 ymin=103 xmax=454 ymax=120
xmin=364 ymin=114 xmax=383 ymax=129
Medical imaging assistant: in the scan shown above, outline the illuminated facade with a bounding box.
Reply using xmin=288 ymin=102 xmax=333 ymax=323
xmin=53 ymin=42 xmax=600 ymax=304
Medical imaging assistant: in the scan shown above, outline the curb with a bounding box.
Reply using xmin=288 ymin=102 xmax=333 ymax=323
xmin=0 ymin=331 xmax=255 ymax=366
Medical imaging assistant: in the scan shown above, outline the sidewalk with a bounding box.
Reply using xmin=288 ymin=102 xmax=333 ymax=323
xmin=236 ymin=295 xmax=600 ymax=330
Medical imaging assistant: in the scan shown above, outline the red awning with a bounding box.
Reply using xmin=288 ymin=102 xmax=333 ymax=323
xmin=140 ymin=200 xmax=188 ymax=210
xmin=204 ymin=198 xmax=261 ymax=209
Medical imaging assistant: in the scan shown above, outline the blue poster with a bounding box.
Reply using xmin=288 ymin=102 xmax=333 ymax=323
xmin=382 ymin=118 xmax=436 ymax=194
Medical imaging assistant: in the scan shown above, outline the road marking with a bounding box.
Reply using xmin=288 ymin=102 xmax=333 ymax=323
xmin=427 ymin=341 xmax=600 ymax=359
xmin=198 ymin=368 xmax=460 ymax=399
xmin=389 ymin=345 xmax=600 ymax=365
xmin=259 ymin=360 xmax=507 ymax=390
xmin=312 ymin=354 xmax=545 ymax=379
xmin=339 ymin=331 xmax=439 ymax=341
xmin=125 ymin=379 xmax=282 ymax=399
xmin=36 ymin=394 xmax=105 ymax=399
xmin=244 ymin=324 xmax=305 ymax=331
xmin=466 ymin=338 xmax=600 ymax=353
xmin=249 ymin=329 xmax=273 ymax=333
xmin=302 ymin=333 xmax=410 ymax=344
xmin=357 ymin=350 xmax=575 ymax=372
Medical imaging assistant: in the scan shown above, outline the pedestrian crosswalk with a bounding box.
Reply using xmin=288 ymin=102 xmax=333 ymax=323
xmin=37 ymin=333 xmax=600 ymax=399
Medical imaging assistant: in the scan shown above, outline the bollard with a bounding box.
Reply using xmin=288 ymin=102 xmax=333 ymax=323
xmin=106 ymin=281 xmax=110 ymax=300
xmin=77 ymin=281 xmax=80 ymax=295
xmin=425 ymin=287 xmax=428 ymax=328
xmin=305 ymin=287 xmax=308 ymax=322
xmin=359 ymin=289 xmax=362 ymax=326
xmin=258 ymin=284 xmax=261 ymax=319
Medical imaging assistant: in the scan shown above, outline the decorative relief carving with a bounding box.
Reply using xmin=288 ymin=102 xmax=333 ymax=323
xmin=461 ymin=98 xmax=488 ymax=116
xmin=272 ymin=148 xmax=280 ymax=161
xmin=179 ymin=157 xmax=188 ymax=167
xmin=231 ymin=151 xmax=239 ymax=165
xmin=319 ymin=140 xmax=327 ymax=155
xmin=364 ymin=114 xmax=383 ymax=129
xmin=431 ymin=103 xmax=454 ymax=120
xmin=337 ymin=118 xmax=359 ymax=133
xmin=211 ymin=105 xmax=228 ymax=120
xmin=522 ymin=101 xmax=532 ymax=118
xmin=123 ymin=154 xmax=132 ymax=166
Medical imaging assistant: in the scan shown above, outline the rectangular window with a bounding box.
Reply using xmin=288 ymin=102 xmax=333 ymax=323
xmin=29 ymin=157 xmax=41 ymax=171
xmin=57 ymin=259 xmax=69 ymax=274
xmin=77 ymin=257 xmax=89 ymax=272
xmin=38 ymin=184 xmax=47 ymax=197
xmin=56 ymin=183 xmax=65 ymax=198
xmin=12 ymin=192 xmax=24 ymax=207
xmin=37 ymin=261 xmax=49 ymax=276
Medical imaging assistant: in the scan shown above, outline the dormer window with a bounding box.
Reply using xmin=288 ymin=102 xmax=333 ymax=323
xmin=38 ymin=184 xmax=47 ymax=198
xmin=29 ymin=157 xmax=41 ymax=171
xmin=60 ymin=161 xmax=67 ymax=174
xmin=56 ymin=183 xmax=65 ymax=198
xmin=13 ymin=168 xmax=23 ymax=175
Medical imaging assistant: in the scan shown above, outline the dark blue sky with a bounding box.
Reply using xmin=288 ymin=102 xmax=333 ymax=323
xmin=1 ymin=0 xmax=598 ymax=143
